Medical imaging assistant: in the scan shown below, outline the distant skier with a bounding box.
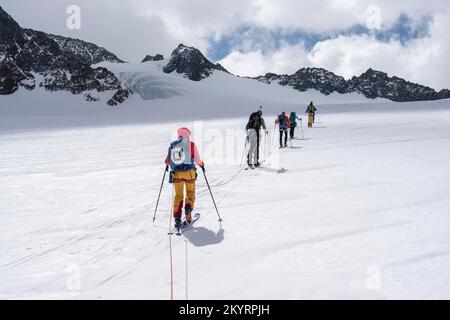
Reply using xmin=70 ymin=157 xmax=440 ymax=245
xmin=289 ymin=112 xmax=302 ymax=139
xmin=165 ymin=127 xmax=205 ymax=230
xmin=305 ymin=101 xmax=317 ymax=127
xmin=246 ymin=107 xmax=267 ymax=168
xmin=275 ymin=112 xmax=290 ymax=148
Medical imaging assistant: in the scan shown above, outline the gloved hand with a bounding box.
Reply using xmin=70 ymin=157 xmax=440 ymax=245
xmin=165 ymin=165 xmax=169 ymax=172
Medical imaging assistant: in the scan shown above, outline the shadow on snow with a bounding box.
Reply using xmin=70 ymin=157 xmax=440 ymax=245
xmin=183 ymin=227 xmax=225 ymax=247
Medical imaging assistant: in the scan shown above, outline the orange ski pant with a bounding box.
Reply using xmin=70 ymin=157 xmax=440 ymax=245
xmin=172 ymin=169 xmax=197 ymax=218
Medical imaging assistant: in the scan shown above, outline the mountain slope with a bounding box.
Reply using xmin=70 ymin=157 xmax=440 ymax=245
xmin=348 ymin=68 xmax=447 ymax=102
xmin=0 ymin=6 xmax=127 ymax=105
xmin=163 ymin=44 xmax=229 ymax=81
xmin=256 ymin=68 xmax=349 ymax=95
xmin=47 ymin=34 xmax=124 ymax=65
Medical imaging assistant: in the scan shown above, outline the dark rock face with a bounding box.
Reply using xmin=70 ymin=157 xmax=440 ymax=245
xmin=84 ymin=93 xmax=99 ymax=102
xmin=256 ymin=68 xmax=349 ymax=95
xmin=142 ymin=54 xmax=164 ymax=62
xmin=163 ymin=44 xmax=228 ymax=81
xmin=47 ymin=34 xmax=124 ymax=65
xmin=107 ymin=88 xmax=130 ymax=106
xmin=0 ymin=6 xmax=128 ymax=104
xmin=255 ymin=67 xmax=450 ymax=102
xmin=438 ymin=89 xmax=450 ymax=99
xmin=347 ymin=69 xmax=436 ymax=102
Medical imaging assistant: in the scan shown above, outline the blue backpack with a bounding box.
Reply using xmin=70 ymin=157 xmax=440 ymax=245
xmin=278 ymin=114 xmax=287 ymax=128
xmin=168 ymin=137 xmax=194 ymax=171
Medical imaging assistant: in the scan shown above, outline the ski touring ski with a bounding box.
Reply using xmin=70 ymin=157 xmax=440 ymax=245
xmin=173 ymin=213 xmax=201 ymax=236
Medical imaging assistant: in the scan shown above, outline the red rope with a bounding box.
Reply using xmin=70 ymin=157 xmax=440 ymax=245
xmin=168 ymin=185 xmax=175 ymax=300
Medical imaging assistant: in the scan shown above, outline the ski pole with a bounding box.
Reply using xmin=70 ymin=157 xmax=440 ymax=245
xmin=201 ymin=167 xmax=223 ymax=222
xmin=153 ymin=165 xmax=169 ymax=223
xmin=317 ymin=113 xmax=324 ymax=125
xmin=264 ymin=130 xmax=269 ymax=162
xmin=240 ymin=138 xmax=248 ymax=167
xmin=300 ymin=118 xmax=305 ymax=139
xmin=271 ymin=123 xmax=277 ymax=149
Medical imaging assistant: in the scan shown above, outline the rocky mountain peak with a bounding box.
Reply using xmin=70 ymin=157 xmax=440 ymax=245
xmin=142 ymin=54 xmax=164 ymax=63
xmin=348 ymin=68 xmax=445 ymax=101
xmin=356 ymin=68 xmax=388 ymax=80
xmin=163 ymin=44 xmax=228 ymax=81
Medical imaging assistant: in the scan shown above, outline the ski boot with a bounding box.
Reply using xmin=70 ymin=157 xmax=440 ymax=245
xmin=174 ymin=216 xmax=182 ymax=230
xmin=185 ymin=211 xmax=192 ymax=225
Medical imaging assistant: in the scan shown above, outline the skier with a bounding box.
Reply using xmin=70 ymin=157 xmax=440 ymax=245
xmin=305 ymin=101 xmax=317 ymax=127
xmin=245 ymin=108 xmax=267 ymax=167
xmin=289 ymin=112 xmax=302 ymax=139
xmin=275 ymin=112 xmax=290 ymax=148
xmin=165 ymin=127 xmax=205 ymax=230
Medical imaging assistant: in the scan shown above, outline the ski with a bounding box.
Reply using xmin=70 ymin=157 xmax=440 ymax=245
xmin=175 ymin=213 xmax=201 ymax=236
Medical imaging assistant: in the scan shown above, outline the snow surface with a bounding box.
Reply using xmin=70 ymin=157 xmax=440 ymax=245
xmin=1 ymin=68 xmax=450 ymax=299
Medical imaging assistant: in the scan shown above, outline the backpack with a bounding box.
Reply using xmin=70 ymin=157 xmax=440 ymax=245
xmin=247 ymin=112 xmax=262 ymax=130
xmin=307 ymin=104 xmax=316 ymax=113
xmin=289 ymin=113 xmax=297 ymax=128
xmin=278 ymin=114 xmax=288 ymax=128
xmin=169 ymin=138 xmax=194 ymax=171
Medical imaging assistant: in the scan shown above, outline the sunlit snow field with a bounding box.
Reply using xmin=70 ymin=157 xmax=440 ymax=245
xmin=1 ymin=67 xmax=450 ymax=299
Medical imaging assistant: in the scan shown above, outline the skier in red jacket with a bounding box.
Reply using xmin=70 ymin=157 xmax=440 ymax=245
xmin=275 ymin=112 xmax=291 ymax=148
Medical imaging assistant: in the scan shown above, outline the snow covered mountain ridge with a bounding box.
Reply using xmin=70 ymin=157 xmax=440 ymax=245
xmin=1 ymin=5 xmax=449 ymax=104
xmin=0 ymin=6 xmax=128 ymax=105
xmin=255 ymin=67 xmax=450 ymax=102
xmin=47 ymin=34 xmax=124 ymax=65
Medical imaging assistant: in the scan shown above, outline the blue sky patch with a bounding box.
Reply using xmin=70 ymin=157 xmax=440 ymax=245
xmin=207 ymin=14 xmax=432 ymax=61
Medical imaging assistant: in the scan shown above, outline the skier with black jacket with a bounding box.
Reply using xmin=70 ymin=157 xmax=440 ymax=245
xmin=305 ymin=101 xmax=317 ymax=123
xmin=246 ymin=107 xmax=267 ymax=168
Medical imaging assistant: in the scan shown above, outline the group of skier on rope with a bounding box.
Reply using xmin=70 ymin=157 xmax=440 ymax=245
xmin=246 ymin=101 xmax=317 ymax=168
xmin=153 ymin=102 xmax=318 ymax=234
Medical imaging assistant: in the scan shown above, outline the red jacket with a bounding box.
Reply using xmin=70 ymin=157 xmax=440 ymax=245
xmin=275 ymin=114 xmax=290 ymax=129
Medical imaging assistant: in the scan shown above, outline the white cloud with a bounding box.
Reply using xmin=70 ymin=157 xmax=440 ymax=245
xmin=220 ymin=11 xmax=450 ymax=89
xmin=220 ymin=43 xmax=310 ymax=77
xmin=248 ymin=0 xmax=448 ymax=33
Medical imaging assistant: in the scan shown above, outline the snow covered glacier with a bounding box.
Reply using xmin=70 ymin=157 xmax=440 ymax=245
xmin=1 ymin=64 xmax=450 ymax=300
